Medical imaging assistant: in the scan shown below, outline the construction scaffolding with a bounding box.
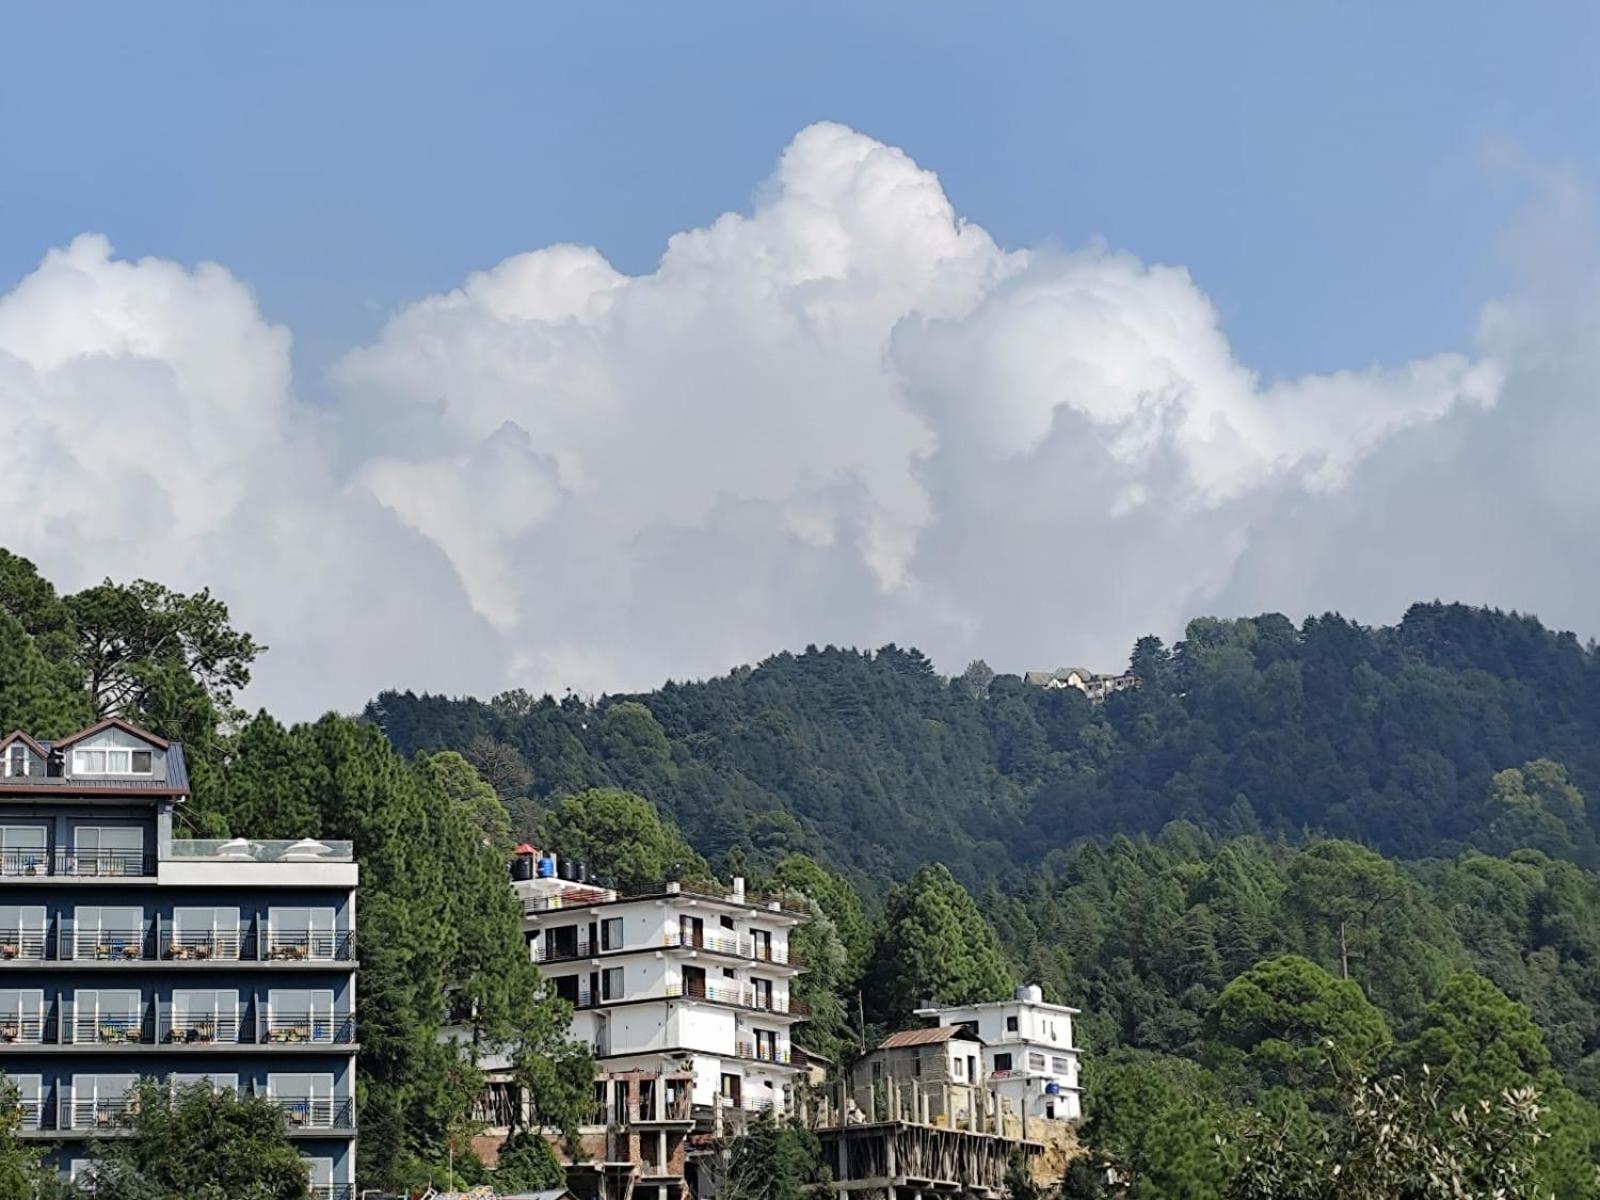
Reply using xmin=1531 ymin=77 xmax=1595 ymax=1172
xmin=818 ymin=1121 xmax=1038 ymax=1200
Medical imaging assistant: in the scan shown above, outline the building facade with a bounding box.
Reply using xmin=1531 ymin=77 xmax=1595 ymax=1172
xmin=915 ymin=986 xmax=1082 ymax=1124
xmin=847 ymin=1026 xmax=989 ymax=1129
xmin=0 ymin=719 xmax=359 ymax=1198
xmin=1021 ymin=668 xmax=1140 ymax=703
xmin=491 ymin=856 xmax=809 ymax=1200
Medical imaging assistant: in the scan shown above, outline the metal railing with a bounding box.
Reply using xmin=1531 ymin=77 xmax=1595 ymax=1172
xmin=69 ymin=1008 xmax=153 ymax=1045
xmin=14 ymin=1098 xmax=41 ymax=1130
xmin=308 ymin=1186 xmax=355 ymax=1200
xmin=67 ymin=926 xmax=154 ymax=961
xmin=267 ymin=1096 xmax=355 ymax=1129
xmin=0 ymin=928 xmax=47 ymax=961
xmin=536 ymin=928 xmax=800 ymax=967
xmin=661 ymin=928 xmax=800 ymax=966
xmin=258 ymin=1011 xmax=357 ymax=1045
xmin=736 ymin=1041 xmax=793 ymax=1064
xmin=165 ymin=930 xmax=244 ymax=960
xmin=162 ymin=1013 xmax=242 ymax=1044
xmin=0 ymin=1014 xmax=49 ymax=1044
xmin=0 ymin=848 xmax=157 ymax=877
xmin=666 ymin=978 xmax=809 ymax=1016
xmin=262 ymin=931 xmax=354 ymax=962
xmin=524 ymin=879 xmax=810 ymax=916
xmin=60 ymin=1095 xmax=138 ymax=1130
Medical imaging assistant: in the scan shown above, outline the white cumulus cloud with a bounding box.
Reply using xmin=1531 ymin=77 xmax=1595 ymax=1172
xmin=3 ymin=122 xmax=1577 ymax=718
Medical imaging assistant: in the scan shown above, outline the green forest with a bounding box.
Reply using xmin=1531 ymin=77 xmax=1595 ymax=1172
xmin=6 ymin=542 xmax=1600 ymax=1196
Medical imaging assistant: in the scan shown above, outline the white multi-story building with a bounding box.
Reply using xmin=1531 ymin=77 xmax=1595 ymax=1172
xmin=515 ymin=859 xmax=810 ymax=1123
xmin=915 ymin=985 xmax=1082 ymax=1123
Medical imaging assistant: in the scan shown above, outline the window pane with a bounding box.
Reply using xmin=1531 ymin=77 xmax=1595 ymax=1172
xmin=0 ymin=826 xmax=46 ymax=851
xmin=106 ymin=750 xmax=131 ymax=773
xmin=131 ymin=750 xmax=152 ymax=773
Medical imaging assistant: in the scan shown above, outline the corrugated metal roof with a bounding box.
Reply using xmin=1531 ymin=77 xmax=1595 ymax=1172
xmin=878 ymin=1026 xmax=973 ymax=1049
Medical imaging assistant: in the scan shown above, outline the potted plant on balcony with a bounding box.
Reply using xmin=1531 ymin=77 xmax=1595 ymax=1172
xmin=120 ymin=943 xmax=140 ymax=960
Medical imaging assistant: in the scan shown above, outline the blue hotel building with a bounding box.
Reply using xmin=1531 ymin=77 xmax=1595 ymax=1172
xmin=0 ymin=718 xmax=358 ymax=1198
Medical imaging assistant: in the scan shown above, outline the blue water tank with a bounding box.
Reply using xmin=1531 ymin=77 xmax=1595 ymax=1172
xmin=1044 ymin=1081 xmax=1061 ymax=1095
xmin=538 ymin=855 xmax=556 ymax=878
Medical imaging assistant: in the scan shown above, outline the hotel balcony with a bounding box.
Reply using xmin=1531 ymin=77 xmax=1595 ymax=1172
xmin=0 ymin=920 xmax=355 ymax=966
xmin=0 ymin=1005 xmax=357 ymax=1048
xmin=533 ymin=927 xmax=802 ymax=969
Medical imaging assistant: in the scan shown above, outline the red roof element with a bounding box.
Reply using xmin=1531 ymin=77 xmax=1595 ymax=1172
xmin=878 ymin=1026 xmax=975 ymax=1050
xmin=0 ymin=731 xmax=48 ymax=758
xmin=53 ymin=717 xmax=170 ymax=751
xmin=515 ymin=843 xmax=540 ymax=855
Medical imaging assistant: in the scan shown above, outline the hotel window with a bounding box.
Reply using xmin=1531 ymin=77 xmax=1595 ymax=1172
xmin=74 ymin=905 xmax=144 ymax=958
xmin=1006 ymin=1015 xmax=1019 ymax=1033
xmin=267 ymin=906 xmax=336 ymax=959
xmin=171 ymin=1073 xmax=239 ymax=1095
xmin=0 ymin=825 xmax=47 ymax=874
xmin=266 ymin=988 xmax=335 ymax=1042
xmin=269 ymin=1073 xmax=335 ymax=1127
xmin=10 ymin=1075 xmax=40 ymax=1129
xmin=71 ymin=747 xmax=152 ymax=775
xmin=992 ymin=1053 xmax=1013 ymax=1072
xmin=69 ymin=1073 xmax=137 ymax=1129
xmin=0 ymin=989 xmax=45 ymax=1044
xmin=171 ymin=988 xmax=239 ymax=1043
xmin=73 ymin=826 xmax=144 ymax=874
xmin=1028 ymin=1052 xmax=1047 ymax=1071
xmin=0 ymin=905 xmax=46 ymax=960
xmin=601 ymin=967 xmax=624 ymax=1001
xmin=73 ymin=989 xmax=142 ymax=1043
xmin=172 ymin=907 xmax=241 ymax=958
xmin=600 ymin=917 xmax=623 ymax=951
xmin=1052 ymin=1056 xmax=1073 ymax=1074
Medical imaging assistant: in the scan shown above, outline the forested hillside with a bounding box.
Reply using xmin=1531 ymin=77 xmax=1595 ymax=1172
xmin=10 ymin=540 xmax=1600 ymax=1196
xmin=371 ymin=604 xmax=1600 ymax=887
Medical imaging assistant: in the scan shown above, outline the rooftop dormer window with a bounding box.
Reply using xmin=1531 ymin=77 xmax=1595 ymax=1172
xmin=72 ymin=748 xmax=153 ymax=776
xmin=3 ymin=746 xmax=32 ymax=778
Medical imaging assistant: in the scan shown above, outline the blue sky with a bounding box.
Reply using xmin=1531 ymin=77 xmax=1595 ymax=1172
xmin=5 ymin=2 xmax=1593 ymax=383
xmin=2 ymin=3 xmax=1597 ymax=714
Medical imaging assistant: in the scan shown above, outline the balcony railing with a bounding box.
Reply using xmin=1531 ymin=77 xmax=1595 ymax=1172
xmin=0 ymin=927 xmax=47 ymax=961
xmin=524 ymin=879 xmax=810 ymax=916
xmin=0 ymin=1014 xmax=50 ymax=1044
xmin=0 ymin=918 xmax=354 ymax=965
xmin=0 ymin=848 xmax=156 ymax=878
xmin=736 ymin=1041 xmax=793 ymax=1064
xmin=67 ymin=926 xmax=155 ymax=961
xmin=162 ymin=1013 xmax=243 ymax=1044
xmin=263 ymin=931 xmax=354 ymax=962
xmin=258 ymin=1011 xmax=357 ymax=1045
xmin=666 ymin=979 xmax=809 ymax=1016
xmin=308 ymin=1186 xmax=355 ymax=1200
xmin=661 ymin=929 xmax=801 ymax=966
xmin=14 ymin=1098 xmax=41 ymax=1130
xmin=69 ymin=1009 xmax=154 ymax=1045
xmin=165 ymin=930 xmax=243 ymax=961
xmin=267 ymin=1096 xmax=355 ymax=1129
xmin=536 ymin=928 xmax=801 ymax=968
xmin=60 ymin=1096 xmax=138 ymax=1130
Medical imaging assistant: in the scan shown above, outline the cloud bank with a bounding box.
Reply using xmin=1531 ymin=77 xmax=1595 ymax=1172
xmin=1 ymin=123 xmax=1588 ymax=717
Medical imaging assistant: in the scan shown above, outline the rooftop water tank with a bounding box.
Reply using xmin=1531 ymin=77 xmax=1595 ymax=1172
xmin=1015 ymin=984 xmax=1044 ymax=1004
